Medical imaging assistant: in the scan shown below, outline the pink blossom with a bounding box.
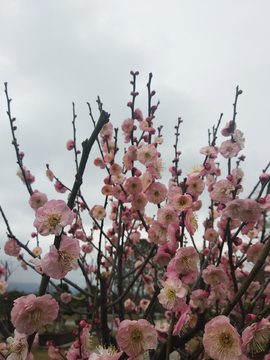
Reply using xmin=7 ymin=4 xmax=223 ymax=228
xmin=186 ymin=164 xmax=204 ymax=178
xmin=145 ymin=181 xmax=168 ymax=204
xmin=88 ymin=346 xmax=122 ymax=359
xmin=109 ymin=163 xmax=122 ymax=176
xmin=66 ymin=139 xmax=74 ymax=150
xmin=202 ymin=264 xmax=228 ymax=287
xmin=126 ymin=145 xmax=138 ymax=161
xmin=89 ymin=205 xmax=106 ymax=221
xmin=4 ymin=239 xmax=21 ymax=257
xmin=210 ymin=179 xmax=235 ymax=203
xmin=185 ymin=209 xmax=198 ymax=235
xmin=221 ymin=120 xmax=236 ymax=136
xmin=134 ymin=108 xmax=144 ymax=122
xmin=173 ymin=246 xmax=199 ymax=275
xmin=46 ymin=168 xmax=54 ymax=181
xmin=48 ymin=345 xmax=62 ymax=360
xmin=124 ymin=176 xmax=143 ymax=195
xmin=54 ymin=180 xmax=67 ymax=193
xmin=173 ymin=304 xmax=191 ymax=336
xmin=140 ymin=299 xmax=150 ymax=311
xmin=219 ymin=140 xmax=241 ymax=158
xmin=117 ymin=319 xmax=157 ymax=358
xmin=17 ymin=166 xmax=35 ymax=185
xmin=186 ymin=176 xmax=205 ymax=198
xmin=32 ymin=246 xmax=42 ymax=256
xmin=242 ymin=318 xmax=270 ymax=356
xmin=204 ymin=228 xmax=219 ymax=242
xmin=100 ymin=121 xmax=113 ymax=137
xmin=190 ymin=289 xmax=209 ymax=312
xmin=29 ymin=190 xmax=48 ymax=211
xmin=172 ymin=194 xmax=193 ymax=212
xmin=0 ymin=280 xmax=8 ymax=295
xmin=203 ymin=315 xmax=243 ymax=360
xmin=155 ymin=321 xmax=170 ymax=342
xmin=81 ymin=243 xmax=94 ymax=254
xmin=111 ymin=173 xmax=126 ymax=185
xmin=6 ymin=330 xmax=29 ymax=360
xmin=94 ymin=157 xmax=106 ymax=169
xmin=158 ymin=276 xmax=187 ymax=311
xmin=124 ymin=299 xmax=136 ymax=313
xmin=153 ymin=251 xmax=171 ymax=266
xmin=157 ymin=205 xmax=178 ymax=228
xmin=34 ymin=199 xmax=74 ymax=236
xmin=122 ymin=118 xmax=134 ymax=134
xmin=60 ymin=292 xmax=72 ymax=304
xmin=131 ymin=192 xmax=148 ymax=211
xmin=40 ymin=235 xmax=80 ymax=279
xmin=246 ymin=242 xmax=264 ymax=264
xmin=11 ymin=294 xmax=59 ymax=335
xmin=137 ymin=144 xmax=158 ymax=167
xmin=233 ymin=129 xmax=245 ymax=149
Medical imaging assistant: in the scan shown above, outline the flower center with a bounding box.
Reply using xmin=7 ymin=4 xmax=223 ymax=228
xmin=219 ymin=332 xmax=233 ymax=349
xmin=130 ymin=329 xmax=143 ymax=343
xmin=58 ymin=251 xmax=72 ymax=266
xmin=167 ymin=288 xmax=176 ymax=301
xmin=48 ymin=215 xmax=60 ymax=228
xmin=28 ymin=308 xmax=42 ymax=326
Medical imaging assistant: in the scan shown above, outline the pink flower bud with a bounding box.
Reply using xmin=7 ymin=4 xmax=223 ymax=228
xmin=73 ymin=340 xmax=81 ymax=348
xmin=79 ymin=320 xmax=86 ymax=328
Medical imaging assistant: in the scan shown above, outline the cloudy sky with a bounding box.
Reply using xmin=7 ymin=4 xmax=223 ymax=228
xmin=0 ymin=0 xmax=270 ymax=291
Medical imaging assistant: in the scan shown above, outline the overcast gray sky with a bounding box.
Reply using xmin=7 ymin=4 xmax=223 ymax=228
xmin=1 ymin=0 xmax=270 ymax=289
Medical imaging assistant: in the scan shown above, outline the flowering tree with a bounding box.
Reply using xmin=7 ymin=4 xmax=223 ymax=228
xmin=1 ymin=72 xmax=270 ymax=360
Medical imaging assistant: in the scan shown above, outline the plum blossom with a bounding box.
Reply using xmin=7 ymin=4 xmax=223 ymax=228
xmin=173 ymin=246 xmax=199 ymax=275
xmin=219 ymin=140 xmax=241 ymax=159
xmin=233 ymin=129 xmax=245 ymax=149
xmin=246 ymin=242 xmax=264 ymax=264
xmin=172 ymin=194 xmax=193 ymax=212
xmin=137 ymin=144 xmax=158 ymax=167
xmin=6 ymin=330 xmax=30 ymax=360
xmin=185 ymin=209 xmax=198 ymax=236
xmin=54 ymin=180 xmax=67 ymax=193
xmin=17 ymin=166 xmax=35 ymax=185
xmin=124 ymin=299 xmax=136 ymax=313
xmin=210 ymin=179 xmax=235 ymax=203
xmin=60 ymin=292 xmax=72 ymax=304
xmin=117 ymin=319 xmax=157 ymax=358
xmin=186 ymin=176 xmax=205 ymax=198
xmin=89 ymin=205 xmax=106 ymax=221
xmin=11 ymin=294 xmax=59 ymax=335
xmin=34 ymin=199 xmax=74 ymax=236
xmin=66 ymin=139 xmax=74 ymax=150
xmin=4 ymin=239 xmax=21 ymax=256
xmin=202 ymin=264 xmax=228 ymax=287
xmin=190 ymin=289 xmax=209 ymax=312
xmin=89 ymin=346 xmax=122 ymax=360
xmin=39 ymin=235 xmax=80 ymax=279
xmin=145 ymin=182 xmax=168 ymax=204
xmin=203 ymin=315 xmax=243 ymax=360
xmin=46 ymin=168 xmax=54 ymax=181
xmin=29 ymin=190 xmax=48 ymax=211
xmin=157 ymin=205 xmax=178 ymax=228
xmin=241 ymin=319 xmax=270 ymax=357
xmin=124 ymin=176 xmax=143 ymax=195
xmin=158 ymin=276 xmax=187 ymax=311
